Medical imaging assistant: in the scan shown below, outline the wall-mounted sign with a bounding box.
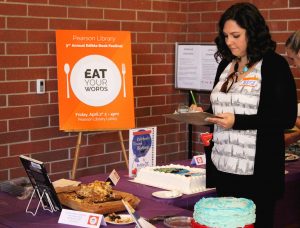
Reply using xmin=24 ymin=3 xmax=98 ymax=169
xmin=56 ymin=30 xmax=135 ymax=131
xmin=175 ymin=43 xmax=218 ymax=91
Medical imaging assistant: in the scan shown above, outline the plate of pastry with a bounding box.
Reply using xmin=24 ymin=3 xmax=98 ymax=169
xmin=104 ymin=213 xmax=134 ymax=225
xmin=152 ymin=190 xmax=183 ymax=199
xmin=285 ymin=153 xmax=299 ymax=162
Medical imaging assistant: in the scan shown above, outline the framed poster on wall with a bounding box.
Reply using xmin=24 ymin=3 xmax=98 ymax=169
xmin=175 ymin=43 xmax=218 ymax=91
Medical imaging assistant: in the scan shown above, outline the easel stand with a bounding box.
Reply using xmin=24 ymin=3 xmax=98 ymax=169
xmin=25 ymin=188 xmax=59 ymax=216
xmin=71 ymin=132 xmax=82 ymax=180
xmin=118 ymin=130 xmax=129 ymax=168
xmin=71 ymin=130 xmax=129 ymax=179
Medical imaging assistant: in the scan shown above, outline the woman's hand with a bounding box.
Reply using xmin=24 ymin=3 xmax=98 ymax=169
xmin=189 ymin=104 xmax=203 ymax=112
xmin=206 ymin=113 xmax=235 ymax=129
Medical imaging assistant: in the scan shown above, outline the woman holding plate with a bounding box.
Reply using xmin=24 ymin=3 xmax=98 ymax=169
xmin=191 ymin=3 xmax=297 ymax=227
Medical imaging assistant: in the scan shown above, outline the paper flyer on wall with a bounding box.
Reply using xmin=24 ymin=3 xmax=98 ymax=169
xmin=129 ymin=127 xmax=157 ymax=177
xmin=55 ymin=30 xmax=135 ymax=131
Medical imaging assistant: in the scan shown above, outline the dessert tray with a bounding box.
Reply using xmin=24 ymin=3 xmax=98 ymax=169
xmin=165 ymin=112 xmax=222 ymax=125
xmin=152 ymin=190 xmax=182 ymax=199
xmin=56 ymin=180 xmax=140 ymax=214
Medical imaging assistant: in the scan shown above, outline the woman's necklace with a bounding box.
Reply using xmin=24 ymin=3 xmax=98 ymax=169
xmin=237 ymin=64 xmax=249 ymax=75
xmin=240 ymin=65 xmax=249 ymax=74
xmin=236 ymin=57 xmax=249 ymax=75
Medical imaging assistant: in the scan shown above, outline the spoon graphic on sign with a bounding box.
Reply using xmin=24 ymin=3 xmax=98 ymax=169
xmin=122 ymin=63 xmax=126 ymax=98
xmin=64 ymin=63 xmax=70 ymax=98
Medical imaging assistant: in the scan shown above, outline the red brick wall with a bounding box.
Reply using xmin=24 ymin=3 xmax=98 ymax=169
xmin=0 ymin=0 xmax=299 ymax=181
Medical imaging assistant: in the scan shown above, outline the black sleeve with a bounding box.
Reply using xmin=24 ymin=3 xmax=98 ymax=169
xmin=233 ymin=53 xmax=297 ymax=131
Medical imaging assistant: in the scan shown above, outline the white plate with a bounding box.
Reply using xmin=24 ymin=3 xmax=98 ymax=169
xmin=104 ymin=214 xmax=134 ymax=225
xmin=285 ymin=153 xmax=299 ymax=162
xmin=152 ymin=190 xmax=183 ymax=199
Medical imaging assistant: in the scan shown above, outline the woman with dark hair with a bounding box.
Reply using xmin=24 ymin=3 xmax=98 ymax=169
xmin=214 ymin=2 xmax=276 ymax=69
xmin=191 ymin=2 xmax=297 ymax=227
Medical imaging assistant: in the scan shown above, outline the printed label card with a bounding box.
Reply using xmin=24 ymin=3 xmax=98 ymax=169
xmin=105 ymin=169 xmax=120 ymax=186
xmin=191 ymin=154 xmax=206 ymax=166
xmin=58 ymin=209 xmax=106 ymax=228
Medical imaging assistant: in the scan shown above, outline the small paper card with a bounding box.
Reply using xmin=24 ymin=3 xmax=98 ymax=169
xmin=58 ymin=209 xmax=106 ymax=228
xmin=105 ymin=169 xmax=120 ymax=186
xmin=191 ymin=155 xmax=206 ymax=165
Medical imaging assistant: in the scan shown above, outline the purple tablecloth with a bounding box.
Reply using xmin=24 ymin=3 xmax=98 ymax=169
xmin=80 ymin=159 xmax=300 ymax=227
xmin=0 ymin=192 xmax=192 ymax=228
xmin=0 ymin=159 xmax=299 ymax=227
xmin=79 ymin=171 xmax=216 ymax=210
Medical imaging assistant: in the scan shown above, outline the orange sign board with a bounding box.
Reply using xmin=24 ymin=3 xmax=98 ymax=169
xmin=56 ymin=30 xmax=135 ymax=131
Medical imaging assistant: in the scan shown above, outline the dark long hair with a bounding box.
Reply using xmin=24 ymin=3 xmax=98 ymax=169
xmin=214 ymin=2 xmax=276 ymax=66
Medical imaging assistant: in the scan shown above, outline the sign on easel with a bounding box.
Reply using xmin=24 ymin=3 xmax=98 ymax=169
xmin=56 ymin=30 xmax=135 ymax=179
xmin=56 ymin=30 xmax=135 ymax=131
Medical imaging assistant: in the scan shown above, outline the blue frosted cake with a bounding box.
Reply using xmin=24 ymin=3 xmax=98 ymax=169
xmin=192 ymin=197 xmax=256 ymax=228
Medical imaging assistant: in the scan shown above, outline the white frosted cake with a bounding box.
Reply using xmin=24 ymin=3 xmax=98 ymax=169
xmin=133 ymin=164 xmax=206 ymax=194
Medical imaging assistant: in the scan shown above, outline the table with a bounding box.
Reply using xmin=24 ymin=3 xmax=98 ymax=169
xmin=80 ymin=159 xmax=300 ymax=227
xmin=274 ymin=159 xmax=300 ymax=228
xmin=0 ymin=192 xmax=192 ymax=228
xmin=78 ymin=163 xmax=216 ymax=210
xmin=0 ymin=159 xmax=299 ymax=227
